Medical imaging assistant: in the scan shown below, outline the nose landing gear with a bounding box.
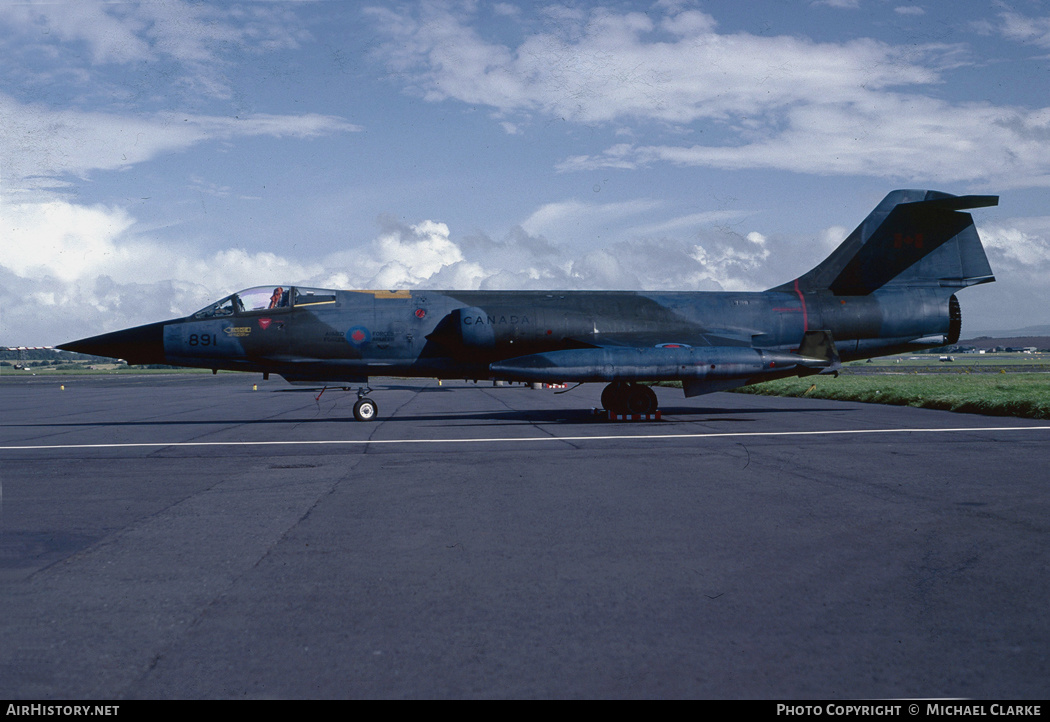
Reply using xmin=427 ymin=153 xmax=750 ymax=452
xmin=353 ymin=387 xmax=378 ymax=421
xmin=600 ymin=382 xmax=658 ymax=415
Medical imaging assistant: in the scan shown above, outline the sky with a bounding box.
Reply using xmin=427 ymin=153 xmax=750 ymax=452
xmin=2 ymin=0 xmax=1049 ymax=347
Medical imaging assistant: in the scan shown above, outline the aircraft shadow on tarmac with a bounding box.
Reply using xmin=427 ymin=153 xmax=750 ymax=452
xmin=272 ymin=384 xmax=458 ymax=393
xmin=10 ymin=405 xmax=845 ymax=428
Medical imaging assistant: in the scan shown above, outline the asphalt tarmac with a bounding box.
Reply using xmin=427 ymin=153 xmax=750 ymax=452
xmin=2 ymin=373 xmax=1048 ymax=699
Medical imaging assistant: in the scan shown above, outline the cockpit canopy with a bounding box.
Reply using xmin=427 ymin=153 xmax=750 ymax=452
xmin=192 ymin=286 xmax=338 ymax=319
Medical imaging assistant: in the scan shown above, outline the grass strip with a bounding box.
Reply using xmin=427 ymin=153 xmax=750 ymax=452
xmin=731 ymin=373 xmax=1050 ymax=419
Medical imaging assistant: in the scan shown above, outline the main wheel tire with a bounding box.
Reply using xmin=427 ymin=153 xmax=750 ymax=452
xmin=353 ymin=398 xmax=378 ymax=421
xmin=601 ymin=382 xmax=624 ymax=413
xmin=646 ymin=385 xmax=658 ymax=412
xmin=601 ymin=382 xmax=632 ymax=415
xmin=626 ymin=384 xmax=658 ymax=414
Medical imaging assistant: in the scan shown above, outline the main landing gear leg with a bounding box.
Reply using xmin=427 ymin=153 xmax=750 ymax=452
xmin=353 ymin=387 xmax=378 ymax=422
xmin=601 ymin=382 xmax=658 ymax=415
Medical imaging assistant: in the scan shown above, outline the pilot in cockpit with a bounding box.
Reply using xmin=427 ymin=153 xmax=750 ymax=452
xmin=269 ymin=287 xmax=287 ymax=309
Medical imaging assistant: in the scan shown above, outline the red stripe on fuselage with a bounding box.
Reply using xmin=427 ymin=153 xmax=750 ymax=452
xmin=794 ymin=279 xmax=809 ymax=332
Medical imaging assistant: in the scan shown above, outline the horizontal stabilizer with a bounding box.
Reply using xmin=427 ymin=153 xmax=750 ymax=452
xmin=905 ymin=195 xmax=999 ymax=211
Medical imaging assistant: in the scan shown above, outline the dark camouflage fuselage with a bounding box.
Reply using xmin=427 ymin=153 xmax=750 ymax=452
xmin=151 ymin=285 xmax=951 ymax=381
xmin=59 ymin=190 xmax=997 ymax=401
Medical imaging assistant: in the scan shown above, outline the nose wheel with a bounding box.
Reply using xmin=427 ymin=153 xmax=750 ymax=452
xmin=353 ymin=397 xmax=378 ymax=421
xmin=601 ymin=382 xmax=658 ymax=415
xmin=352 ymin=386 xmax=378 ymax=421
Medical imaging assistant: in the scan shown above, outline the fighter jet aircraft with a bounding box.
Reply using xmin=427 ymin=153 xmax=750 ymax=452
xmin=59 ymin=189 xmax=997 ymax=420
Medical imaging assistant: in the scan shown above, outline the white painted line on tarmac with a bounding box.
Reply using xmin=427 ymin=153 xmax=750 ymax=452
xmin=4 ymin=425 xmax=1050 ymax=451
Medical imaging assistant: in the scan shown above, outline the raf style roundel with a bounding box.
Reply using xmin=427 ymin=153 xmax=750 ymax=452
xmin=346 ymin=326 xmax=371 ymax=346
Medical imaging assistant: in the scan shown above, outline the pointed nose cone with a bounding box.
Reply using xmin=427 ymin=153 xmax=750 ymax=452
xmin=58 ymin=321 xmax=167 ymax=365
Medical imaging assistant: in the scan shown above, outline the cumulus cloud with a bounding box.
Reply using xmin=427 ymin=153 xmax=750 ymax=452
xmin=980 ymin=217 xmax=1050 ymax=272
xmin=692 ymin=230 xmax=772 ymax=290
xmin=2 ymin=201 xmax=137 ymax=282
xmin=0 ymin=198 xmax=326 ymax=343
xmin=328 ymin=217 xmax=467 ymax=288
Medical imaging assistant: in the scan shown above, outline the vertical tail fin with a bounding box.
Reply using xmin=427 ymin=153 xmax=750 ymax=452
xmin=773 ymin=190 xmax=997 ymax=295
